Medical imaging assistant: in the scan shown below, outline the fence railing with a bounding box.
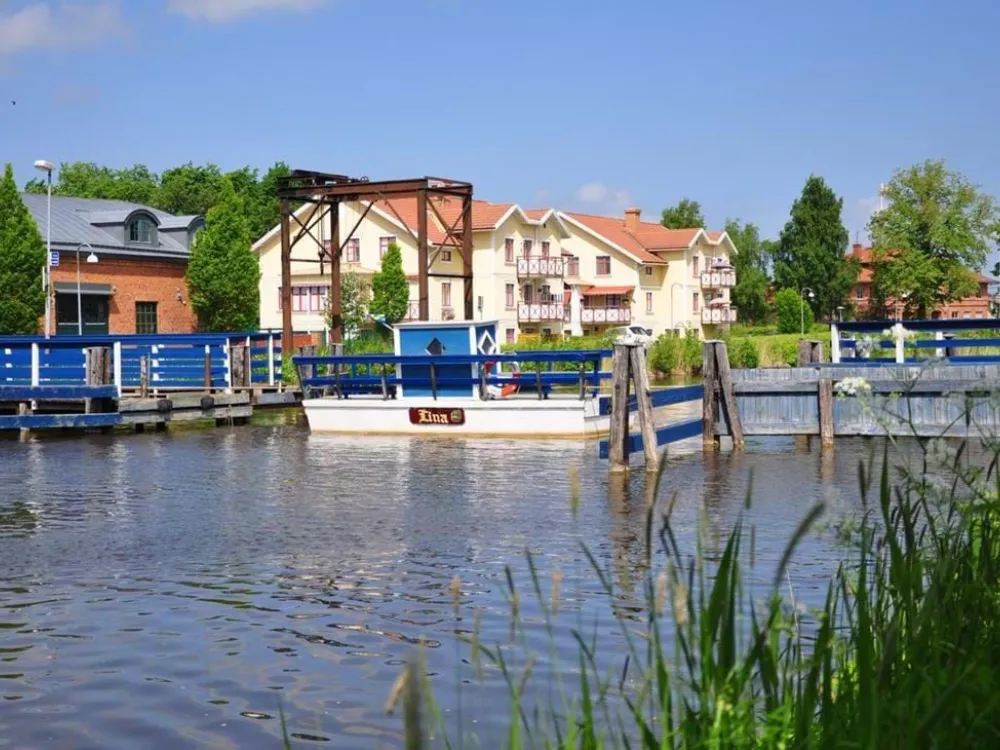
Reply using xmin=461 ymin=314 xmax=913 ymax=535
xmin=832 ymin=318 xmax=1000 ymax=365
xmin=0 ymin=332 xmax=289 ymax=392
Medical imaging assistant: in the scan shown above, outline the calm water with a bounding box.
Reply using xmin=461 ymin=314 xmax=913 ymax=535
xmin=0 ymin=417 xmax=885 ymax=748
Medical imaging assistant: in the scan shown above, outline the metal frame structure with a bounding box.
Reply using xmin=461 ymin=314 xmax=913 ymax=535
xmin=275 ymin=170 xmax=474 ymax=347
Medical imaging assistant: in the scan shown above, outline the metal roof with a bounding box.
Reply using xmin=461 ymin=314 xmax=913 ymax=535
xmin=19 ymin=194 xmax=202 ymax=260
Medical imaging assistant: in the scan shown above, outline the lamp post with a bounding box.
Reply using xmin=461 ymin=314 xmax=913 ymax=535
xmin=75 ymin=243 xmax=98 ymax=336
xmin=33 ymin=159 xmax=55 ymax=338
xmin=669 ymin=282 xmax=683 ymax=332
xmin=799 ymin=286 xmax=816 ymax=335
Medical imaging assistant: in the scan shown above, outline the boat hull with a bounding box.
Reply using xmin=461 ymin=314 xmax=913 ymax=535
xmin=302 ymin=397 xmax=608 ymax=438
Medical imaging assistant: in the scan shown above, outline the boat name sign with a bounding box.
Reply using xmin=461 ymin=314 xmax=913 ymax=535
xmin=408 ymin=407 xmax=465 ymax=426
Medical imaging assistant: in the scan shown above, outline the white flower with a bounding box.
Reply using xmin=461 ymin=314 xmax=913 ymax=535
xmin=835 ymin=377 xmax=872 ymax=396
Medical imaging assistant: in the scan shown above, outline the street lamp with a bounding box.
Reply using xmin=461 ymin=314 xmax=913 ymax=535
xmin=799 ymin=286 xmax=816 ymax=335
xmin=34 ymin=159 xmax=55 ymax=338
xmin=837 ymin=305 xmax=845 ymax=322
xmin=669 ymin=282 xmax=684 ymax=332
xmin=75 ymin=243 xmax=98 ymax=336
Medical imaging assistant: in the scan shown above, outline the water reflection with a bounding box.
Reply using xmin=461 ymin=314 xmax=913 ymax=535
xmin=0 ymin=425 xmax=896 ymax=747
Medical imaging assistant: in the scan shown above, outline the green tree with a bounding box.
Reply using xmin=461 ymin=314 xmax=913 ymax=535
xmin=24 ymin=161 xmax=159 ymax=205
xmin=370 ymin=242 xmax=409 ymax=323
xmin=723 ymin=219 xmax=771 ymax=324
xmin=185 ymin=178 xmax=260 ymax=331
xmin=0 ymin=164 xmax=47 ymax=333
xmin=772 ymin=175 xmax=856 ymax=320
xmin=332 ymin=271 xmax=371 ymax=339
xmin=660 ymin=198 xmax=705 ymax=229
xmin=867 ymin=160 xmax=1000 ymax=318
xmin=158 ymin=162 xmax=226 ymax=216
xmin=774 ymin=288 xmax=813 ymax=334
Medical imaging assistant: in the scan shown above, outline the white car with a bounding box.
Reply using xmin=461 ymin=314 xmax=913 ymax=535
xmin=608 ymin=325 xmax=653 ymax=347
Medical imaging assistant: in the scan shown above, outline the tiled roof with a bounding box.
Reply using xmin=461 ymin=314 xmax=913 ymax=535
xmin=559 ymin=212 xmax=674 ymax=264
xmin=583 ymin=285 xmax=634 ymax=296
xmin=374 ymin=197 xmax=515 ymax=243
xmin=19 ymin=194 xmax=197 ymax=259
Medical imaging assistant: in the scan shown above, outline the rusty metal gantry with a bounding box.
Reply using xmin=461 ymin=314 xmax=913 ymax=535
xmin=275 ymin=170 xmax=474 ymax=348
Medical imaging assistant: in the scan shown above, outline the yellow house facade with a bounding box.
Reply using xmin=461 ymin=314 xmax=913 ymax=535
xmin=253 ymin=199 xmax=736 ymax=341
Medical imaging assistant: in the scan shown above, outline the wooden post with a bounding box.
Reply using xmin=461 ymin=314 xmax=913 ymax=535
xmin=629 ymin=346 xmax=659 ymax=471
xmin=797 ymin=340 xmax=813 ymax=367
xmin=231 ymin=344 xmax=248 ymax=390
xmin=713 ymin=341 xmax=744 ymax=447
xmin=702 ymin=342 xmax=719 ymax=448
xmin=85 ymin=346 xmax=111 ymax=415
xmin=296 ymin=345 xmax=316 ymax=394
xmin=818 ymin=378 xmax=834 ymax=447
xmin=811 ymin=341 xmax=823 ymax=363
xmin=608 ymin=344 xmax=632 ymax=473
xmin=18 ymin=402 xmax=30 ymax=442
xmin=203 ymin=345 xmax=213 ymax=393
xmin=139 ymin=355 xmax=150 ymax=399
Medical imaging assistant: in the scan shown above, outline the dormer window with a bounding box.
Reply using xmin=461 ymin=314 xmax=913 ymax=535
xmin=128 ymin=217 xmax=156 ymax=245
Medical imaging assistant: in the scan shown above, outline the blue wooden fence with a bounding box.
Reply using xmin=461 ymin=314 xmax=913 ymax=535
xmin=0 ymin=332 xmax=287 ymax=391
xmin=598 ymin=384 xmax=704 ymax=458
xmin=833 ymin=318 xmax=1000 ymax=365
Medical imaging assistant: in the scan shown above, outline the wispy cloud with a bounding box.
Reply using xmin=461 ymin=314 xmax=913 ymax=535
xmin=166 ymin=0 xmax=328 ymax=23
xmin=0 ymin=2 xmax=129 ymax=58
xmin=574 ymin=181 xmax=631 ymax=213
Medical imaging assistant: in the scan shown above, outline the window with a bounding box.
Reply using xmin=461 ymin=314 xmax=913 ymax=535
xmin=692 ymin=292 xmax=699 ymax=312
xmin=287 ymin=285 xmax=328 ymax=313
xmin=646 ymin=292 xmax=653 ymax=313
xmin=541 ymin=241 xmax=550 ymax=258
xmin=856 ymin=285 xmax=864 ymax=300
xmin=606 ymin=294 xmax=624 ymax=307
xmin=596 ymin=256 xmax=611 ymax=276
xmin=692 ymin=255 xmax=700 ymax=277
xmin=506 ymin=328 xmax=516 ymax=344
xmin=505 ymin=283 xmax=515 ymax=308
xmin=524 ymin=284 xmax=533 ymax=304
xmin=645 ymin=266 xmax=653 ymax=276
xmin=135 ymin=302 xmax=158 ymax=334
xmin=128 ymin=217 xmax=155 ymax=244
xmin=523 ymin=239 xmax=533 ymax=258
xmin=504 ymin=237 xmax=514 ymax=263
xmin=567 ymin=257 xmax=579 ymax=276
xmin=379 ymin=236 xmax=396 ymax=260
xmin=977 ymin=286 xmax=984 ymax=298
xmin=346 ymin=238 xmax=360 ymax=263
xmin=540 ymin=284 xmax=551 ymax=302
xmin=441 ymin=249 xmax=452 ymax=262
xmin=441 ymin=282 xmax=452 ymax=308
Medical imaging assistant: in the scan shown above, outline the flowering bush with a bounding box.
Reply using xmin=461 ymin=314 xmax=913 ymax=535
xmin=835 ymin=377 xmax=872 ymax=396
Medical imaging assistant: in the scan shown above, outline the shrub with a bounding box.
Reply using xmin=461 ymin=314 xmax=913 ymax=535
xmin=765 ymin=336 xmax=800 ymax=367
xmin=648 ymin=333 xmax=680 ymax=374
xmin=682 ymin=332 xmax=702 ymax=372
xmin=730 ymin=337 xmax=760 ymax=369
xmin=774 ymin=288 xmax=813 ymax=334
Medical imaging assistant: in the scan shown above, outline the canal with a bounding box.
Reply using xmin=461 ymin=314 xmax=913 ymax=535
xmin=0 ymin=418 xmax=887 ymax=748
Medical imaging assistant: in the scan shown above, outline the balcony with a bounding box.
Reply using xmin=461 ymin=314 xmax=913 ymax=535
xmin=517 ymin=256 xmax=565 ymax=279
xmin=581 ymin=306 xmax=631 ymax=325
xmin=700 ymin=269 xmax=736 ymax=289
xmin=404 ymin=301 xmax=420 ymax=321
xmin=701 ymin=306 xmax=737 ymax=324
xmin=518 ymin=303 xmax=568 ymax=323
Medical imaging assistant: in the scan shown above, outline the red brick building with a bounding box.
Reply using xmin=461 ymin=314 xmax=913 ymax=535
xmin=22 ymin=194 xmax=202 ymax=335
xmin=850 ymin=243 xmax=993 ymax=319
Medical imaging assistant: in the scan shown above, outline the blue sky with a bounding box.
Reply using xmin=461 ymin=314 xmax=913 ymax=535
xmin=2 ymin=0 xmax=999 ymax=247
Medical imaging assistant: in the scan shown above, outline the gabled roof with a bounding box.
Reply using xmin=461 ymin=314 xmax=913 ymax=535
xmin=19 ymin=194 xmax=198 ymax=259
xmin=557 ymin=210 xmax=735 ymax=266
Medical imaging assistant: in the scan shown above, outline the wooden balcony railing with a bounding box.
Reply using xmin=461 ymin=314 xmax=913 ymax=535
xmin=580 ymin=306 xmax=631 ymax=324
xmin=518 ymin=303 xmax=569 ymax=322
xmin=517 ymin=256 xmax=565 ymax=278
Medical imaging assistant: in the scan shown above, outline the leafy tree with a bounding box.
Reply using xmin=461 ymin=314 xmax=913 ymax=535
xmin=370 ymin=242 xmax=409 ymax=323
xmin=660 ymin=198 xmax=705 ymax=229
xmin=724 ymin=219 xmax=771 ymax=324
xmin=772 ymin=175 xmax=856 ymax=320
xmin=158 ymin=162 xmax=226 ymax=217
xmin=867 ymin=160 xmax=1000 ymax=318
xmin=774 ymin=288 xmax=813 ymax=334
xmin=331 ymin=271 xmax=371 ymax=339
xmin=25 ymin=161 xmax=159 ymax=205
xmin=185 ymin=178 xmax=260 ymax=331
xmin=0 ymin=164 xmax=47 ymax=334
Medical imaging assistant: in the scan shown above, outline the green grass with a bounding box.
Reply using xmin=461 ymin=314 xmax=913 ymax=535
xmin=317 ymin=434 xmax=1000 ymax=749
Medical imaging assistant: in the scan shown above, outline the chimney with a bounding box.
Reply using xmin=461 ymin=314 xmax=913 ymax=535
xmin=852 ymin=243 xmax=863 ymax=256
xmin=624 ymin=207 xmax=641 ymax=232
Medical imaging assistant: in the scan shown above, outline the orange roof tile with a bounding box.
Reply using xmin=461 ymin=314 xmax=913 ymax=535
xmin=373 ymin=196 xmax=515 ymax=243
xmin=524 ymin=208 xmax=549 ymax=221
xmin=583 ymin=285 xmax=634 ymax=296
xmin=561 ymin=212 xmax=669 ymax=264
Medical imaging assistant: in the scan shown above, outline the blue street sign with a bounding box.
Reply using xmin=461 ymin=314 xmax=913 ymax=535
xmin=49 ymin=251 xmax=59 ymax=267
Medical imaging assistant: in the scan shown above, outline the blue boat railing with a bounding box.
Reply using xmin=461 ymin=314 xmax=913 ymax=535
xmin=292 ymin=350 xmax=613 ymax=401
xmin=832 ymin=318 xmax=1000 ymax=365
xmin=0 ymin=331 xmax=290 ymax=392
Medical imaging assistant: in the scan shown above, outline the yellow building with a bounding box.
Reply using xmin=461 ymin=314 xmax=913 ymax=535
xmin=253 ymin=198 xmax=736 ymax=341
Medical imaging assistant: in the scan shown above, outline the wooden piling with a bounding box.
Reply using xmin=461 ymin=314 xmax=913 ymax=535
xmin=702 ymin=342 xmax=719 ymax=448
xmin=818 ymin=378 xmax=834 ymax=447
xmin=797 ymin=340 xmax=823 ymax=366
xmin=139 ymin=355 xmax=150 ymax=399
xmin=713 ymin=341 xmax=744 ymax=447
xmin=608 ymin=344 xmax=632 ymax=473
xmin=203 ymin=347 xmax=213 ymax=393
xmin=18 ymin=402 xmax=30 ymax=442
xmin=231 ymin=344 xmax=248 ymax=390
xmin=629 ymin=346 xmax=659 ymax=471
xmin=85 ymin=347 xmax=111 ymax=415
